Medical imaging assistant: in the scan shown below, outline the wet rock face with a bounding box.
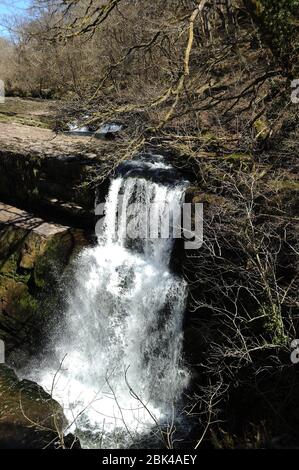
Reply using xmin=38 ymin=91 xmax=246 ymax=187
xmin=0 ymin=364 xmax=80 ymax=449
xmin=0 ymin=203 xmax=89 ymax=355
xmin=0 ymin=151 xmax=97 ymax=228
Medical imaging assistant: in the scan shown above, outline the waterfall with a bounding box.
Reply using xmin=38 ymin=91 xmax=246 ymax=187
xmin=28 ymin=155 xmax=190 ymax=448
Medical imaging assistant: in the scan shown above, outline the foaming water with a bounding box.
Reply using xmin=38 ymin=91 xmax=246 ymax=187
xmin=26 ymin=161 xmax=189 ymax=448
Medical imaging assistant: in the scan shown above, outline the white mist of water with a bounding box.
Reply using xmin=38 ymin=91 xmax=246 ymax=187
xmin=28 ymin=171 xmax=189 ymax=448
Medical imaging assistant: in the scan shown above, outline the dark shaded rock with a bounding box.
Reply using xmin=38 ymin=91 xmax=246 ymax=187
xmin=0 ymin=122 xmax=115 ymax=228
xmin=0 ymin=364 xmax=80 ymax=448
xmin=0 ymin=150 xmax=97 ymax=227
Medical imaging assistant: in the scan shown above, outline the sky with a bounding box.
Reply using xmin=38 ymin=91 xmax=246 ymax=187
xmin=0 ymin=0 xmax=31 ymax=36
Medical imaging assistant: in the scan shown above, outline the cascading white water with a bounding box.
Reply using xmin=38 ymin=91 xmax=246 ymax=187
xmin=27 ymin=159 xmax=190 ymax=448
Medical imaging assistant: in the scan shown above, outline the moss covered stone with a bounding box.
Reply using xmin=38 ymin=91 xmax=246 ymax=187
xmin=0 ymin=203 xmax=88 ymax=354
xmin=0 ymin=364 xmax=80 ymax=448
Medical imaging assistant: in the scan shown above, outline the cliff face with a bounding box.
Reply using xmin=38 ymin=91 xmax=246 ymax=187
xmin=0 ymin=121 xmax=106 ymax=227
xmin=0 ymin=203 xmax=89 ymax=355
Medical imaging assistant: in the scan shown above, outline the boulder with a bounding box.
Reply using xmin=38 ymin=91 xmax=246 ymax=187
xmin=0 ymin=364 xmax=80 ymax=448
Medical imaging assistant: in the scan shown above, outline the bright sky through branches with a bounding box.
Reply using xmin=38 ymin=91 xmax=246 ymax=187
xmin=0 ymin=0 xmax=30 ymax=36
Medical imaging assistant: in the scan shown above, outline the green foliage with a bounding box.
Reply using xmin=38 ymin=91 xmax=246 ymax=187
xmin=259 ymin=0 xmax=299 ymax=69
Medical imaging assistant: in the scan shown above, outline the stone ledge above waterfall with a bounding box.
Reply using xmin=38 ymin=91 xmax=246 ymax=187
xmin=0 ymin=122 xmax=116 ymax=227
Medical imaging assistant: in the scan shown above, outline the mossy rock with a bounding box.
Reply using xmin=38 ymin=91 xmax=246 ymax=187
xmin=0 ymin=364 xmax=80 ymax=448
xmin=0 ymin=278 xmax=39 ymax=350
xmin=33 ymin=230 xmax=73 ymax=289
xmin=0 ymin=204 xmax=89 ymax=354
